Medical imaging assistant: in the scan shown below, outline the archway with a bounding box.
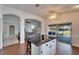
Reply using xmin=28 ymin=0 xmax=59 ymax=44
xmin=25 ymin=19 xmax=41 ymax=33
xmin=3 ymin=14 xmax=20 ymax=47
xmin=25 ymin=19 xmax=41 ymax=54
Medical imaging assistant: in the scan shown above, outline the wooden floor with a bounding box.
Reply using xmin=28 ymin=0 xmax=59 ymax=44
xmin=0 ymin=43 xmax=27 ymax=55
xmin=0 ymin=41 xmax=79 ymax=55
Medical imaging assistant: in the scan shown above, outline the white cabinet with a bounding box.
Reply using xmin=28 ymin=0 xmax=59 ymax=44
xmin=40 ymin=42 xmax=51 ymax=55
xmin=31 ymin=43 xmax=40 ymax=55
xmin=40 ymin=39 xmax=56 ymax=55
xmin=50 ymin=39 xmax=56 ymax=55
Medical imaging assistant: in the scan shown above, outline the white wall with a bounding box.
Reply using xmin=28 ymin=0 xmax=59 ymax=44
xmin=0 ymin=18 xmax=2 ymax=49
xmin=2 ymin=5 xmax=45 ymax=34
xmin=0 ymin=5 xmax=3 ymax=49
xmin=0 ymin=5 xmax=45 ymax=48
xmin=46 ymin=11 xmax=79 ymax=47
xmin=2 ymin=5 xmax=45 ymax=41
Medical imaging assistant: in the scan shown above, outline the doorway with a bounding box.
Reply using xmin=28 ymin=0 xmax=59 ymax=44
xmin=57 ymin=23 xmax=72 ymax=44
xmin=25 ymin=19 xmax=41 ymax=55
xmin=3 ymin=14 xmax=20 ymax=47
xmin=25 ymin=19 xmax=41 ymax=33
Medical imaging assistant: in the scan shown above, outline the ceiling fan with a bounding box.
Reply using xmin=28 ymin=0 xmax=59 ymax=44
xmin=34 ymin=4 xmax=58 ymax=19
xmin=35 ymin=4 xmax=40 ymax=7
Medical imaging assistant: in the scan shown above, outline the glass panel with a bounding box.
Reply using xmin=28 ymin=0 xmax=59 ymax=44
xmin=48 ymin=23 xmax=72 ymax=44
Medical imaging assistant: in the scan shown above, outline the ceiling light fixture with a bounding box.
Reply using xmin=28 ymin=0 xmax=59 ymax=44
xmin=48 ymin=10 xmax=57 ymax=19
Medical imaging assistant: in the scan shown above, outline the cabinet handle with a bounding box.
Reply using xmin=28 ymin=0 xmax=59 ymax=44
xmin=52 ymin=41 xmax=54 ymax=42
xmin=46 ymin=44 xmax=48 ymax=46
xmin=49 ymin=46 xmax=52 ymax=48
xmin=41 ymin=51 xmax=43 ymax=53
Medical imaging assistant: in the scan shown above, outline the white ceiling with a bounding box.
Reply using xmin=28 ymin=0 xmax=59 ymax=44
xmin=3 ymin=4 xmax=79 ymax=18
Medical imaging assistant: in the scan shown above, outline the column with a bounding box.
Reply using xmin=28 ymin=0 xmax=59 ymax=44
xmin=0 ymin=5 xmax=3 ymax=49
xmin=20 ymin=17 xmax=25 ymax=43
xmin=41 ymin=20 xmax=45 ymax=34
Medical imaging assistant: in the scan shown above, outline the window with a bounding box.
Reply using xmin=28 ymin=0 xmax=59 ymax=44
xmin=9 ymin=25 xmax=15 ymax=35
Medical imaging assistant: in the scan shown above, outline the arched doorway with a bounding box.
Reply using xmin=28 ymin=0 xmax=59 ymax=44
xmin=25 ymin=19 xmax=41 ymax=54
xmin=25 ymin=19 xmax=41 ymax=33
xmin=9 ymin=25 xmax=15 ymax=35
xmin=3 ymin=14 xmax=20 ymax=47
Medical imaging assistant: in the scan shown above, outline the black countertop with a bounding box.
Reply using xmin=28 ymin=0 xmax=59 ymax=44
xmin=17 ymin=32 xmax=57 ymax=46
xmin=27 ymin=36 xmax=57 ymax=46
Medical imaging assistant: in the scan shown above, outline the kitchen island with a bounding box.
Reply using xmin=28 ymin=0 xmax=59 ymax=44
xmin=26 ymin=33 xmax=57 ymax=55
xmin=17 ymin=32 xmax=57 ymax=55
xmin=31 ymin=38 xmax=56 ymax=55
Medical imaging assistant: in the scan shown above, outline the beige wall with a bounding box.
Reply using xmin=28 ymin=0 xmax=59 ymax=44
xmin=46 ymin=11 xmax=79 ymax=47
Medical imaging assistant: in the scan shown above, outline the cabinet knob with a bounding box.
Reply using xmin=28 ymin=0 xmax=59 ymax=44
xmin=49 ymin=46 xmax=52 ymax=48
xmin=46 ymin=44 xmax=48 ymax=46
xmin=52 ymin=41 xmax=54 ymax=42
xmin=41 ymin=51 xmax=43 ymax=53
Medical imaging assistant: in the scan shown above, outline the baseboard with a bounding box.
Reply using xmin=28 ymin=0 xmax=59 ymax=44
xmin=0 ymin=47 xmax=2 ymax=50
xmin=3 ymin=42 xmax=19 ymax=47
xmin=72 ymin=44 xmax=79 ymax=48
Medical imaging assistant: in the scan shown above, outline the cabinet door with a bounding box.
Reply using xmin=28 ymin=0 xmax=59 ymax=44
xmin=40 ymin=39 xmax=56 ymax=55
xmin=50 ymin=39 xmax=56 ymax=55
xmin=40 ymin=42 xmax=50 ymax=55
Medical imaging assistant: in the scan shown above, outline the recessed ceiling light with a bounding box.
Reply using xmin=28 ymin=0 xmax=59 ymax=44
xmin=74 ymin=5 xmax=79 ymax=8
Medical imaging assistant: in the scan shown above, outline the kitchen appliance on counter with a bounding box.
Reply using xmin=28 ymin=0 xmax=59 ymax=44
xmin=48 ymin=31 xmax=57 ymax=38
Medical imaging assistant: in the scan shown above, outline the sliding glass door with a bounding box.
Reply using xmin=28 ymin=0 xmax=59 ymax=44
xmin=57 ymin=24 xmax=72 ymax=44
xmin=48 ymin=23 xmax=72 ymax=44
